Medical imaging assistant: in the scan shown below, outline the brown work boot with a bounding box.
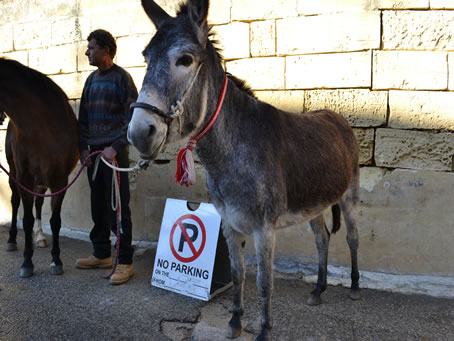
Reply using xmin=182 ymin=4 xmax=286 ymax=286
xmin=110 ymin=264 xmax=134 ymax=285
xmin=75 ymin=255 xmax=112 ymax=269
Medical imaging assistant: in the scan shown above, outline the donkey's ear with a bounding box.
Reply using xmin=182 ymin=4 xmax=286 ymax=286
xmin=142 ymin=0 xmax=171 ymax=29
xmin=187 ymin=0 xmax=209 ymax=45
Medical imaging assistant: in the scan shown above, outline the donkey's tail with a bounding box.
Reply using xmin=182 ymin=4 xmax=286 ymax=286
xmin=331 ymin=204 xmax=341 ymax=234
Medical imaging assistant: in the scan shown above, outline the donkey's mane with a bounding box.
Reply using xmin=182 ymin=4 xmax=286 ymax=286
xmin=0 ymin=57 xmax=69 ymax=104
xmin=176 ymin=3 xmax=256 ymax=98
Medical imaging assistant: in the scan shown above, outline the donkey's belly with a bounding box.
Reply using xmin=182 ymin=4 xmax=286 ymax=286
xmin=275 ymin=204 xmax=329 ymax=230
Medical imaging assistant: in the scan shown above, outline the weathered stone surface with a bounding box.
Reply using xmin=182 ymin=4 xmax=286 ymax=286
xmin=49 ymin=71 xmax=91 ymax=99
xmin=286 ymin=52 xmax=372 ymax=89
xmin=52 ymin=16 xmax=90 ymax=45
xmin=251 ymin=21 xmax=275 ymax=57
xmin=359 ymin=166 xmax=388 ymax=192
xmin=116 ymin=35 xmax=150 ymax=67
xmin=0 ymin=24 xmax=13 ymax=53
xmin=389 ymin=91 xmax=454 ymax=131
xmin=304 ymin=89 xmax=387 ymax=127
xmin=298 ymin=0 xmax=429 ymax=14
xmin=208 ymin=0 xmax=231 ymax=25
xmin=0 ymin=51 xmax=28 ymax=65
xmin=125 ymin=66 xmax=146 ymax=89
xmin=29 ymin=44 xmax=78 ymax=75
xmin=90 ymin=7 xmax=134 ymax=37
xmin=212 ymin=23 xmax=249 ymax=60
xmin=255 ymin=90 xmax=305 ymax=113
xmin=277 ymin=12 xmax=380 ymax=55
xmin=375 ymin=129 xmax=454 ymax=171
xmin=232 ymin=0 xmax=298 ymax=20
xmin=226 ymin=57 xmax=285 ymax=90
xmin=383 ymin=11 xmax=454 ymax=51
xmin=354 ymin=128 xmax=374 ymax=165
xmin=373 ymin=51 xmax=448 ymax=90
xmin=130 ymin=3 xmax=157 ymax=35
xmin=14 ymin=21 xmax=52 ymax=50
xmin=449 ymin=53 xmax=454 ymax=90
xmin=431 ymin=0 xmax=454 ymax=8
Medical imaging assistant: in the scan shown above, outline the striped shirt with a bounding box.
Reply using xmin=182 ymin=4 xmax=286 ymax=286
xmin=78 ymin=64 xmax=138 ymax=152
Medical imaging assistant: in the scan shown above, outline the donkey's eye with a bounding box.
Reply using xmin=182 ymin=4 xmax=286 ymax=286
xmin=176 ymin=55 xmax=193 ymax=67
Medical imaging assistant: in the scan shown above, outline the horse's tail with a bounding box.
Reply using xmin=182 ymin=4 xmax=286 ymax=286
xmin=331 ymin=204 xmax=341 ymax=234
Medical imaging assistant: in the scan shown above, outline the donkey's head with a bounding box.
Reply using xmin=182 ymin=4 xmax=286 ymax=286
xmin=128 ymin=0 xmax=217 ymax=160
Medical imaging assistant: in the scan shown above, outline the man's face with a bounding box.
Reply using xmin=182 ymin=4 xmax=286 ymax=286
xmin=85 ymin=39 xmax=108 ymax=67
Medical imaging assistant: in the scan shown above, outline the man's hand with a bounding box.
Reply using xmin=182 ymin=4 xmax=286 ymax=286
xmin=102 ymin=146 xmax=117 ymax=162
xmin=80 ymin=150 xmax=92 ymax=167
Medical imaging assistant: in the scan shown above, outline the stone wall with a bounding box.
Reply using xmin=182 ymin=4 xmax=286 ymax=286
xmin=0 ymin=0 xmax=453 ymax=279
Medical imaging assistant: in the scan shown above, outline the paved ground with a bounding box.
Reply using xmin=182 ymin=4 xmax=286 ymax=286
xmin=0 ymin=225 xmax=453 ymax=341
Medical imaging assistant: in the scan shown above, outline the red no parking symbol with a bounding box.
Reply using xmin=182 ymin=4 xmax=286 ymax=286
xmin=169 ymin=214 xmax=206 ymax=263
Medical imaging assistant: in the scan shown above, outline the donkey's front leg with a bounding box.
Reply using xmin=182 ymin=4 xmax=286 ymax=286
xmin=307 ymin=215 xmax=330 ymax=306
xmin=222 ymin=225 xmax=246 ymax=339
xmin=253 ymin=228 xmax=275 ymax=341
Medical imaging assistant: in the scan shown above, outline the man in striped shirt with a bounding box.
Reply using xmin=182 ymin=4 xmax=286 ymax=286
xmin=76 ymin=29 xmax=138 ymax=285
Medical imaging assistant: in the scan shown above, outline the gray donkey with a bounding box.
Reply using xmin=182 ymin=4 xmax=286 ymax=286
xmin=127 ymin=0 xmax=361 ymax=340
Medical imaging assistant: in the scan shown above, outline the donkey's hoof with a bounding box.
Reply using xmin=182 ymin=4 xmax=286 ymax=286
xmin=36 ymin=239 xmax=48 ymax=248
xmin=306 ymin=293 xmax=322 ymax=306
xmin=50 ymin=264 xmax=63 ymax=276
xmin=20 ymin=267 xmax=34 ymax=278
xmin=349 ymin=289 xmax=361 ymax=300
xmin=256 ymin=327 xmax=272 ymax=341
xmin=6 ymin=242 xmax=18 ymax=251
xmin=226 ymin=325 xmax=242 ymax=339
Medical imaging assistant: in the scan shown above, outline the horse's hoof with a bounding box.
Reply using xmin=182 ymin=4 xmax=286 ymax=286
xmin=306 ymin=293 xmax=322 ymax=306
xmin=36 ymin=239 xmax=48 ymax=248
xmin=50 ymin=264 xmax=63 ymax=276
xmin=6 ymin=243 xmax=18 ymax=251
xmin=349 ymin=289 xmax=361 ymax=300
xmin=226 ymin=325 xmax=242 ymax=339
xmin=256 ymin=327 xmax=272 ymax=341
xmin=20 ymin=267 xmax=34 ymax=278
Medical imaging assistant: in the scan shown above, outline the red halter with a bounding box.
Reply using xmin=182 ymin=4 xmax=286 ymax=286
xmin=175 ymin=74 xmax=228 ymax=186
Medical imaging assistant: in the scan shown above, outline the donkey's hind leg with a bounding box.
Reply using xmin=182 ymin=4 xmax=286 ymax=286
xmin=307 ymin=214 xmax=330 ymax=306
xmin=222 ymin=224 xmax=246 ymax=339
xmin=49 ymin=189 xmax=66 ymax=275
xmin=339 ymin=179 xmax=361 ymax=300
xmin=6 ymin=180 xmax=20 ymax=251
xmin=34 ymin=188 xmax=48 ymax=248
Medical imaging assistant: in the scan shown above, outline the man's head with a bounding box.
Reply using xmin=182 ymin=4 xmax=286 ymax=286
xmin=86 ymin=29 xmax=117 ymax=68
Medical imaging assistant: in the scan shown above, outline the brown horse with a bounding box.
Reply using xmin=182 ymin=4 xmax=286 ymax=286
xmin=0 ymin=58 xmax=79 ymax=277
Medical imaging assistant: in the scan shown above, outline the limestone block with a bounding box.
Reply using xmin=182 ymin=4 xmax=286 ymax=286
xmin=286 ymin=52 xmax=371 ymax=89
xmin=297 ymin=0 xmax=428 ymax=14
xmin=90 ymin=7 xmax=134 ymax=38
xmin=212 ymin=23 xmax=249 ymax=60
xmin=29 ymin=44 xmax=78 ymax=75
xmin=77 ymin=43 xmax=96 ymax=72
xmin=52 ymin=16 xmax=91 ymax=45
xmin=277 ymin=12 xmax=380 ymax=55
xmin=304 ymin=89 xmax=387 ymax=127
xmin=389 ymin=91 xmax=454 ymax=131
xmin=231 ymin=0 xmax=298 ymax=21
xmin=0 ymin=1 xmax=29 ymax=24
xmin=255 ymin=90 xmax=305 ymax=114
xmin=251 ymin=21 xmax=275 ymax=57
xmin=0 ymin=24 xmax=13 ymax=53
xmin=14 ymin=21 xmax=52 ymax=50
xmin=431 ymin=0 xmax=454 ymax=8
xmin=70 ymin=100 xmax=80 ymax=118
xmin=0 ymin=51 xmax=28 ymax=66
xmin=50 ymin=71 xmax=91 ymax=100
xmin=383 ymin=11 xmax=454 ymax=51
xmin=79 ymin=0 xmax=142 ymax=15
xmin=373 ymin=51 xmax=447 ymax=90
xmin=28 ymin=0 xmax=74 ymax=20
xmin=208 ymin=0 xmax=231 ymax=25
xmin=117 ymin=36 xmax=150 ymax=67
xmin=130 ymin=4 xmax=157 ymax=35
xmin=125 ymin=66 xmax=146 ymax=90
xmin=354 ymin=128 xmax=374 ymax=165
xmin=449 ymin=53 xmax=454 ymax=90
xmin=359 ymin=166 xmax=388 ymax=192
xmin=375 ymin=129 xmax=454 ymax=171
xmin=226 ymin=57 xmax=285 ymax=90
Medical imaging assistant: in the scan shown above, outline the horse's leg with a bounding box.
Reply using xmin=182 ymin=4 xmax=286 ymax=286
xmin=6 ymin=180 xmax=20 ymax=251
xmin=34 ymin=188 xmax=47 ymax=248
xmin=49 ymin=190 xmax=66 ymax=275
xmin=340 ymin=178 xmax=361 ymax=300
xmin=253 ymin=227 xmax=275 ymax=341
xmin=222 ymin=224 xmax=246 ymax=339
xmin=19 ymin=189 xmax=35 ymax=278
xmin=307 ymin=214 xmax=330 ymax=306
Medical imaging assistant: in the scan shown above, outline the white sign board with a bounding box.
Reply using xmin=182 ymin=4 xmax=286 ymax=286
xmin=152 ymin=198 xmax=223 ymax=300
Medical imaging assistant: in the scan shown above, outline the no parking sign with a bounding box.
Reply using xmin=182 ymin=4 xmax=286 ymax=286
xmin=151 ymin=198 xmax=232 ymax=300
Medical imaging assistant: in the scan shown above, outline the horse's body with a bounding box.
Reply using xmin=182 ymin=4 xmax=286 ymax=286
xmin=127 ymin=1 xmax=361 ymax=340
xmin=0 ymin=58 xmax=79 ymax=277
